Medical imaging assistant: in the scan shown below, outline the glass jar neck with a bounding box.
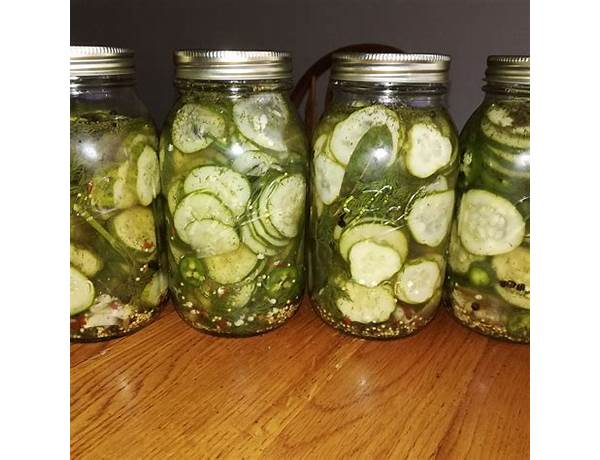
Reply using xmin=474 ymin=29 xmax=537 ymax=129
xmin=70 ymin=74 xmax=136 ymax=92
xmin=175 ymin=78 xmax=292 ymax=95
xmin=328 ymin=79 xmax=448 ymax=108
xmin=483 ymin=82 xmax=530 ymax=100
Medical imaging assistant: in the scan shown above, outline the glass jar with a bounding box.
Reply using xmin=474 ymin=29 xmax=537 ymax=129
xmin=161 ymin=50 xmax=308 ymax=336
xmin=447 ymin=56 xmax=530 ymax=343
xmin=309 ymin=53 xmax=459 ymax=339
xmin=70 ymin=47 xmax=167 ymax=341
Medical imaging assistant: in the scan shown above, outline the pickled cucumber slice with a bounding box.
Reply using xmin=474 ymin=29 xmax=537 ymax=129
xmin=407 ymin=190 xmax=455 ymax=247
xmin=330 ymin=105 xmax=401 ymax=166
xmin=140 ymin=271 xmax=168 ymax=307
xmin=178 ymin=218 xmax=239 ymax=258
xmin=339 ymin=222 xmax=408 ymax=262
xmin=110 ymin=206 xmax=157 ymax=255
xmin=171 ymin=104 xmax=226 ymax=153
xmin=233 ymin=93 xmax=289 ymax=151
xmin=167 ymin=179 xmax=185 ymax=214
xmin=174 ymin=191 xmax=235 ymax=230
xmin=348 ymin=240 xmax=403 ymax=287
xmin=491 ymin=246 xmax=530 ymax=309
xmin=267 ymin=174 xmax=306 ymax=238
xmin=70 ymin=267 xmax=95 ymax=316
xmin=313 ymin=153 xmax=345 ymax=205
xmin=404 ymin=123 xmax=452 ymax=178
xmin=240 ymin=224 xmax=278 ymax=256
xmin=336 ymin=279 xmax=397 ymax=324
xmin=481 ymin=104 xmax=530 ymax=149
xmin=457 ymin=189 xmax=525 ymax=255
xmin=204 ymin=244 xmax=259 ymax=284
xmin=448 ymin=222 xmax=484 ymax=274
xmin=232 ymin=151 xmax=278 ymax=176
xmin=183 ymin=166 xmax=251 ymax=219
xmin=225 ymin=282 xmax=256 ymax=308
xmin=394 ymin=258 xmax=442 ymax=304
xmin=136 ymin=145 xmax=161 ymax=206
xmin=70 ymin=243 xmax=104 ymax=278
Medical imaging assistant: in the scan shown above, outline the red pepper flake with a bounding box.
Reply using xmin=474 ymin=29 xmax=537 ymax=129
xmin=342 ymin=316 xmax=353 ymax=326
xmin=70 ymin=316 xmax=85 ymax=330
xmin=86 ymin=180 xmax=94 ymax=194
xmin=108 ymin=301 xmax=120 ymax=310
xmin=142 ymin=240 xmax=155 ymax=250
xmin=216 ymin=319 xmax=229 ymax=330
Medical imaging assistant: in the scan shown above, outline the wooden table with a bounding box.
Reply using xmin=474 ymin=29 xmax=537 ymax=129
xmin=71 ymin=299 xmax=529 ymax=459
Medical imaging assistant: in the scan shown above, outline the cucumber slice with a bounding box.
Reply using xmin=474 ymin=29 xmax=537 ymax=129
xmin=407 ymin=190 xmax=455 ymax=247
xmin=140 ymin=271 xmax=168 ymax=308
xmin=250 ymin=208 xmax=289 ymax=247
xmin=225 ymin=282 xmax=256 ymax=308
xmin=313 ymin=153 xmax=345 ymax=205
xmin=136 ymin=145 xmax=161 ymax=206
xmin=423 ymin=175 xmax=449 ymax=193
xmin=348 ymin=240 xmax=403 ymax=287
xmin=330 ymin=105 xmax=401 ymax=166
xmin=174 ymin=191 xmax=235 ymax=241
xmin=267 ymin=174 xmax=306 ymax=238
xmin=167 ymin=179 xmax=185 ymax=215
xmin=110 ymin=206 xmax=157 ymax=255
xmin=404 ymin=123 xmax=452 ymax=178
xmin=394 ymin=258 xmax=442 ymax=304
xmin=448 ymin=222 xmax=484 ymax=274
xmin=70 ymin=267 xmax=95 ymax=316
xmin=339 ymin=222 xmax=408 ymax=262
xmin=204 ymin=244 xmax=259 ymax=284
xmin=171 ymin=104 xmax=226 ymax=153
xmin=481 ymin=104 xmax=530 ymax=149
xmin=113 ymin=162 xmax=139 ymax=209
xmin=90 ymin=163 xmax=137 ymax=210
xmin=233 ymin=93 xmax=289 ymax=151
xmin=240 ymin=223 xmax=278 ymax=256
xmin=491 ymin=246 xmax=530 ymax=309
xmin=70 ymin=243 xmax=103 ymax=278
xmin=258 ymin=178 xmax=287 ymax=239
xmin=336 ymin=279 xmax=397 ymax=324
xmin=483 ymin=154 xmax=530 ymax=180
xmin=458 ymin=189 xmax=525 ymax=255
xmin=178 ymin=218 xmax=239 ymax=258
xmin=231 ymin=151 xmax=279 ymax=176
xmin=183 ymin=166 xmax=251 ymax=219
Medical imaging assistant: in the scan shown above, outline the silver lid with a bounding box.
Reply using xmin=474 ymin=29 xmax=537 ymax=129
xmin=331 ymin=52 xmax=451 ymax=83
xmin=174 ymin=50 xmax=292 ymax=81
xmin=70 ymin=46 xmax=135 ymax=78
xmin=485 ymin=55 xmax=530 ymax=86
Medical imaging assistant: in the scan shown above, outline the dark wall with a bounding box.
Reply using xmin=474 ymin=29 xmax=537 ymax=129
xmin=71 ymin=0 xmax=529 ymax=130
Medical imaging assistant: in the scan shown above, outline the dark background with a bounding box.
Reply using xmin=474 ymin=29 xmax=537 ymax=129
xmin=71 ymin=0 xmax=529 ymax=129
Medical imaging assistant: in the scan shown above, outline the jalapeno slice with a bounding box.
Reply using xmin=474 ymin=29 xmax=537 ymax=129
xmin=265 ymin=267 xmax=300 ymax=298
xmin=179 ymin=255 xmax=206 ymax=287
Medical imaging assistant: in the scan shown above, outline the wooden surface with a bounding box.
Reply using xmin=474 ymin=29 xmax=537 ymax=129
xmin=71 ymin=299 xmax=530 ymax=459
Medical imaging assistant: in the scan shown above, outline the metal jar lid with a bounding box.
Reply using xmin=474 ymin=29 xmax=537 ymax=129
xmin=485 ymin=55 xmax=530 ymax=86
xmin=174 ymin=50 xmax=292 ymax=81
xmin=70 ymin=46 xmax=135 ymax=78
xmin=331 ymin=52 xmax=451 ymax=84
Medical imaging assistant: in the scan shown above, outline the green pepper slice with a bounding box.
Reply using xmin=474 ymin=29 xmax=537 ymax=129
xmin=265 ymin=267 xmax=300 ymax=298
xmin=179 ymin=255 xmax=206 ymax=287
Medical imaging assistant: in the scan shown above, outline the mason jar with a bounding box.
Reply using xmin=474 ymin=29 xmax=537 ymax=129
xmin=161 ymin=50 xmax=308 ymax=336
xmin=447 ymin=56 xmax=530 ymax=343
xmin=309 ymin=53 xmax=459 ymax=339
xmin=70 ymin=46 xmax=167 ymax=341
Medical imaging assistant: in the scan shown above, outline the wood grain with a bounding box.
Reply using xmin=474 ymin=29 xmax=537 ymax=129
xmin=71 ymin=299 xmax=529 ymax=459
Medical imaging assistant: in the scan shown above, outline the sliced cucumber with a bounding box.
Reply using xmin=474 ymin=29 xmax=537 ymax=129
xmin=112 ymin=162 xmax=139 ymax=209
xmin=483 ymin=155 xmax=530 ymax=180
xmin=171 ymin=104 xmax=226 ymax=153
xmin=481 ymin=104 xmax=530 ymax=149
xmin=336 ymin=278 xmax=397 ymax=324
xmin=404 ymin=123 xmax=452 ymax=178
xmin=70 ymin=243 xmax=103 ymax=278
xmin=267 ymin=174 xmax=306 ymax=238
xmin=457 ymin=189 xmax=525 ymax=255
xmin=330 ymin=105 xmax=401 ymax=166
xmin=231 ymin=151 xmax=279 ymax=176
xmin=174 ymin=191 xmax=235 ymax=242
xmin=240 ymin=223 xmax=278 ymax=256
xmin=423 ymin=175 xmax=449 ymax=193
xmin=70 ymin=266 xmax=95 ymax=316
xmin=90 ymin=163 xmax=137 ymax=210
xmin=177 ymin=218 xmax=239 ymax=258
xmin=348 ymin=240 xmax=403 ymax=287
xmin=140 ymin=271 xmax=168 ymax=308
xmin=448 ymin=222 xmax=485 ymax=274
xmin=225 ymin=282 xmax=256 ymax=308
xmin=204 ymin=244 xmax=258 ymax=284
xmin=313 ymin=153 xmax=345 ymax=205
xmin=407 ymin=190 xmax=455 ymax=247
xmin=167 ymin=179 xmax=185 ymax=215
xmin=394 ymin=258 xmax=442 ymax=304
xmin=183 ymin=166 xmax=251 ymax=219
xmin=233 ymin=93 xmax=289 ymax=151
xmin=339 ymin=222 xmax=408 ymax=262
xmin=110 ymin=206 xmax=157 ymax=255
xmin=136 ymin=145 xmax=161 ymax=206
xmin=491 ymin=246 xmax=530 ymax=309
